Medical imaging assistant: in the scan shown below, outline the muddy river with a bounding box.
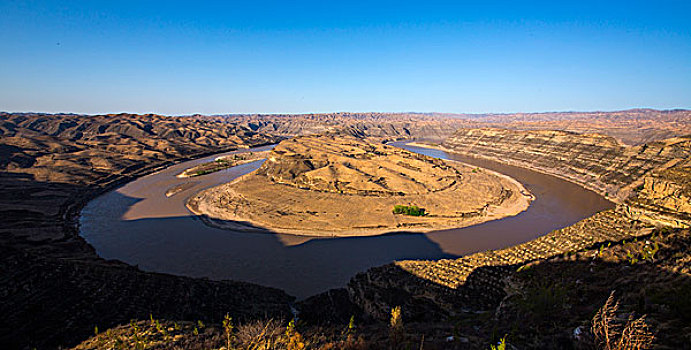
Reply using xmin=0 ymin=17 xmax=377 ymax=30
xmin=80 ymin=143 xmax=613 ymax=299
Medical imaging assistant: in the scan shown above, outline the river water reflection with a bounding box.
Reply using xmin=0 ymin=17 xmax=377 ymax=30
xmin=80 ymin=143 xmax=613 ymax=299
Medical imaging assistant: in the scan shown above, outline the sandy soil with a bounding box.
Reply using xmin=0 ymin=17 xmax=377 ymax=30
xmin=188 ymin=135 xmax=533 ymax=236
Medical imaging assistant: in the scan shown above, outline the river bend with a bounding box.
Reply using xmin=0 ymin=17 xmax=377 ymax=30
xmin=80 ymin=143 xmax=613 ymax=298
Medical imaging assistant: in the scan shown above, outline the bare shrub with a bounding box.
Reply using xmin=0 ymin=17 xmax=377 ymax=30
xmin=618 ymin=315 xmax=655 ymax=350
xmin=591 ymin=291 xmax=654 ymax=350
xmin=236 ymin=319 xmax=284 ymax=350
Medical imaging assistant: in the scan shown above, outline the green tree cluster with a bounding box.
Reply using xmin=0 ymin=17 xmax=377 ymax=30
xmin=392 ymin=205 xmax=426 ymax=216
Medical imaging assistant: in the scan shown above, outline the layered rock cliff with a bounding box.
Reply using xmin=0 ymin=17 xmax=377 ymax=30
xmin=441 ymin=128 xmax=691 ymax=202
xmin=624 ymin=148 xmax=691 ymax=228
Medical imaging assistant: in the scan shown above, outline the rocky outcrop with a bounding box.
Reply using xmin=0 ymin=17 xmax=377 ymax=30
xmin=640 ymin=172 xmax=691 ymax=213
xmin=624 ymin=153 xmax=691 ymax=228
xmin=442 ymin=129 xmax=691 ymax=202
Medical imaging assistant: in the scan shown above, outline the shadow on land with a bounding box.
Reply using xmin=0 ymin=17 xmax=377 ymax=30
xmin=82 ymin=190 xmax=459 ymax=300
xmin=0 ymin=172 xmax=454 ymax=349
xmin=298 ymin=228 xmax=691 ymax=350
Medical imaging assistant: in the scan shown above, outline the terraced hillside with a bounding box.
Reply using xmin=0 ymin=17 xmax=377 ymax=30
xmin=347 ymin=207 xmax=654 ymax=321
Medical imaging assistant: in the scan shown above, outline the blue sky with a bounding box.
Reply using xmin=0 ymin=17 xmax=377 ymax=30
xmin=1 ymin=1 xmax=689 ymax=115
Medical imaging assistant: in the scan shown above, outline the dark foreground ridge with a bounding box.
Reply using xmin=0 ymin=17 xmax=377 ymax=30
xmin=1 ymin=110 xmax=690 ymax=349
xmin=72 ymin=227 xmax=691 ymax=349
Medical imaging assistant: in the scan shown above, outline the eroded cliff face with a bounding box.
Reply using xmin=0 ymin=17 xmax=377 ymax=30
xmin=441 ymin=128 xmax=691 ymax=202
xmin=638 ymin=165 xmax=691 ymax=214
xmin=624 ymin=149 xmax=691 ymax=228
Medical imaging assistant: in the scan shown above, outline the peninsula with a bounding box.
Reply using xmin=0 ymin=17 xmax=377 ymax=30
xmin=187 ymin=135 xmax=532 ymax=236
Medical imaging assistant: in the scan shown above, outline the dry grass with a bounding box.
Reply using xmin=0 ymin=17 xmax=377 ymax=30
xmin=235 ymin=319 xmax=284 ymax=349
xmin=592 ymin=291 xmax=654 ymax=350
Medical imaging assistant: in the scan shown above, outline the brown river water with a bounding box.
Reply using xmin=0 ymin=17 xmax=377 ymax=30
xmin=80 ymin=143 xmax=614 ymax=299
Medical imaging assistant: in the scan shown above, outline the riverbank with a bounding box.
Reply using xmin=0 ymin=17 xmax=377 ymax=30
xmin=177 ymin=150 xmax=271 ymax=178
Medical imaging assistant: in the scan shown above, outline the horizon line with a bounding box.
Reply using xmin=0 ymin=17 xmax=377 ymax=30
xmin=2 ymin=106 xmax=690 ymax=118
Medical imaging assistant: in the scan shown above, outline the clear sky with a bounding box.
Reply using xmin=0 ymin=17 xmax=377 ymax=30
xmin=1 ymin=1 xmax=690 ymax=115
